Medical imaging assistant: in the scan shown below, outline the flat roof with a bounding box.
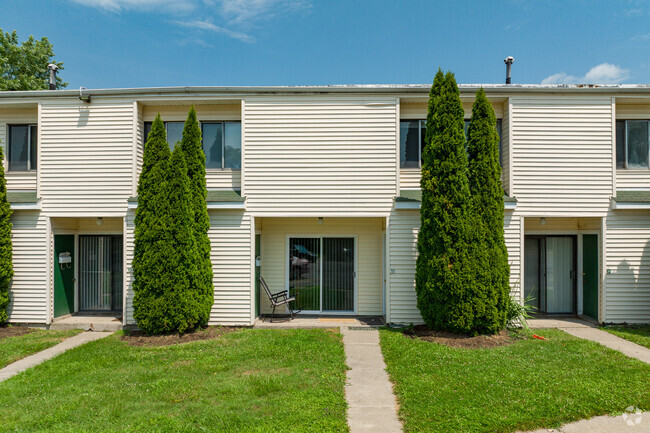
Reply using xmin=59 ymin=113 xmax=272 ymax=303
xmin=2 ymin=83 xmax=650 ymax=100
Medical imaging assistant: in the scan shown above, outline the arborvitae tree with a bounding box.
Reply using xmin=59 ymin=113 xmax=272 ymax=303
xmin=0 ymin=146 xmax=12 ymax=325
xmin=133 ymin=115 xmax=202 ymax=334
xmin=467 ymin=88 xmax=510 ymax=333
xmin=416 ymin=70 xmax=477 ymax=334
xmin=179 ymin=107 xmax=213 ymax=327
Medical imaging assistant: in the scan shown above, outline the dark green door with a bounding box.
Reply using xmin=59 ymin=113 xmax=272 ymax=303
xmin=255 ymin=234 xmax=261 ymax=317
xmin=582 ymin=234 xmax=599 ymax=320
xmin=54 ymin=235 xmax=75 ymax=318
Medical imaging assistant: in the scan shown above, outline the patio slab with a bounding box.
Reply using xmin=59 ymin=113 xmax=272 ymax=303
xmin=520 ymin=410 xmax=650 ymax=432
xmin=50 ymin=314 xmax=123 ymax=332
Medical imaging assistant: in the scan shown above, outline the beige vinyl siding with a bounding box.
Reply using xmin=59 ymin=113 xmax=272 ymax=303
xmin=524 ymin=217 xmax=601 ymax=232
xmin=501 ymin=99 xmax=511 ymax=194
xmin=605 ymin=210 xmax=650 ymax=323
xmin=142 ymin=104 xmax=242 ymax=190
xmin=0 ymin=107 xmax=38 ymax=190
xmin=243 ymin=97 xmax=398 ymax=216
xmin=400 ymin=101 xmax=504 ymax=119
xmin=209 ymin=210 xmax=252 ymax=325
xmin=124 ymin=210 xmax=135 ymax=325
xmin=259 ymin=217 xmax=383 ymax=315
xmin=39 ymin=100 xmax=134 ymax=216
xmin=387 ymin=209 xmax=522 ymax=324
xmin=399 ymin=170 xmax=420 ymax=189
xmin=133 ymin=103 xmax=143 ymax=196
xmin=8 ymin=210 xmax=48 ymax=323
xmin=511 ymin=97 xmax=613 ymax=216
xmin=388 ymin=209 xmax=421 ymax=324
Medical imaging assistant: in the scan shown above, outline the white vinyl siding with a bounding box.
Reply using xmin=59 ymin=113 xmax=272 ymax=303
xmin=124 ymin=210 xmax=135 ymax=324
xmin=259 ymin=217 xmax=384 ymax=316
xmin=243 ymin=97 xmax=398 ymax=216
xmin=0 ymin=107 xmax=38 ymax=190
xmin=400 ymin=170 xmax=421 ymax=189
xmin=388 ymin=209 xmax=421 ymax=324
xmin=39 ymin=100 xmax=134 ymax=216
xmin=209 ymin=210 xmax=252 ymax=325
xmin=605 ymin=210 xmax=650 ymax=323
xmin=501 ymin=100 xmax=511 ymax=195
xmin=8 ymin=211 xmax=48 ymax=323
xmin=511 ymin=97 xmax=613 ymax=216
xmin=387 ymin=209 xmax=521 ymax=324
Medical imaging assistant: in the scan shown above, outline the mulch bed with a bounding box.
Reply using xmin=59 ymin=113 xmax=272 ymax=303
xmin=0 ymin=325 xmax=34 ymax=340
xmin=120 ymin=326 xmax=240 ymax=347
xmin=403 ymin=325 xmax=522 ymax=349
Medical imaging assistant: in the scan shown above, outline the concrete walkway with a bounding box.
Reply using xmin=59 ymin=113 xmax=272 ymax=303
xmin=0 ymin=331 xmax=113 ymax=383
xmin=521 ymin=410 xmax=650 ymax=433
xmin=528 ymin=317 xmax=650 ymax=364
xmin=340 ymin=326 xmax=402 ymax=433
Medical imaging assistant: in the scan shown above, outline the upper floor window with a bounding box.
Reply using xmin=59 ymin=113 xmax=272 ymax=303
xmin=8 ymin=124 xmax=37 ymax=172
xmin=617 ymin=120 xmax=649 ymax=169
xmin=400 ymin=119 xmax=502 ymax=168
xmin=144 ymin=121 xmax=242 ymax=170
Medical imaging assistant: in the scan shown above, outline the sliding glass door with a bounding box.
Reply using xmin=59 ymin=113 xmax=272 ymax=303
xmin=79 ymin=235 xmax=123 ymax=312
xmin=288 ymin=237 xmax=355 ymax=313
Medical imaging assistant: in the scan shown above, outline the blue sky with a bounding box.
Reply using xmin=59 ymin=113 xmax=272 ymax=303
xmin=1 ymin=0 xmax=649 ymax=88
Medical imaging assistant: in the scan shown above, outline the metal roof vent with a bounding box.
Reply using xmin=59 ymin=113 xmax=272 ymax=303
xmin=47 ymin=63 xmax=58 ymax=90
xmin=504 ymin=57 xmax=514 ymax=84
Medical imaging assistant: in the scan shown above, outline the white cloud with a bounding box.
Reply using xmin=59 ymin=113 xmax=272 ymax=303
xmin=217 ymin=0 xmax=310 ymax=24
xmin=70 ymin=0 xmax=197 ymax=13
xmin=173 ymin=19 xmax=253 ymax=42
xmin=541 ymin=63 xmax=630 ymax=85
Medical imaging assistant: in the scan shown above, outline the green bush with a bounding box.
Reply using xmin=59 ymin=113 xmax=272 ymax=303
xmin=0 ymin=146 xmax=12 ymax=325
xmin=416 ymin=70 xmax=478 ymax=334
xmin=133 ymin=115 xmax=202 ymax=334
xmin=466 ymin=88 xmax=510 ymax=334
xmin=179 ymin=107 xmax=214 ymax=327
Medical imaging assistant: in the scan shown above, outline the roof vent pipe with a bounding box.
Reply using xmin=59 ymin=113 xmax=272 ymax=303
xmin=47 ymin=64 xmax=58 ymax=90
xmin=504 ymin=56 xmax=514 ymax=84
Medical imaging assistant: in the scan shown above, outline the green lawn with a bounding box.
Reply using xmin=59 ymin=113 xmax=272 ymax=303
xmin=0 ymin=328 xmax=348 ymax=433
xmin=380 ymin=328 xmax=650 ymax=433
xmin=0 ymin=328 xmax=81 ymax=368
xmin=601 ymin=325 xmax=650 ymax=349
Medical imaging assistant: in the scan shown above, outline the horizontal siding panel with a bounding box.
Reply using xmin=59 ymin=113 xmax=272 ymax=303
xmin=511 ymin=97 xmax=613 ymax=215
xmin=40 ymin=101 xmax=134 ymax=216
xmin=8 ymin=210 xmax=48 ymax=323
xmin=605 ymin=210 xmax=650 ymax=323
xmin=244 ymin=97 xmax=397 ymax=215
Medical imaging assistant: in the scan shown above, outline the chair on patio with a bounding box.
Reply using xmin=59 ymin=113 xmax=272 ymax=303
xmin=259 ymin=277 xmax=301 ymax=322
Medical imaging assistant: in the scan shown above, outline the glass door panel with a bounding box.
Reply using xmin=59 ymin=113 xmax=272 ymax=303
xmin=322 ymin=238 xmax=354 ymax=312
xmin=289 ymin=238 xmax=321 ymax=311
xmin=545 ymin=236 xmax=574 ymax=313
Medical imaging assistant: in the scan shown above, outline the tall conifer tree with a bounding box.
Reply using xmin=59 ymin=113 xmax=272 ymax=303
xmin=467 ymin=88 xmax=510 ymax=333
xmin=179 ymin=107 xmax=213 ymax=327
xmin=416 ymin=71 xmax=477 ymax=333
xmin=0 ymin=146 xmax=12 ymax=325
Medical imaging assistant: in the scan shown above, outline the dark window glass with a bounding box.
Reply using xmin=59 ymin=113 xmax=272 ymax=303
xmin=8 ymin=125 xmax=37 ymax=171
xmin=166 ymin=122 xmax=184 ymax=149
xmin=202 ymin=123 xmax=223 ymax=169
xmin=616 ymin=120 xmax=626 ymax=169
xmin=627 ymin=120 xmax=649 ymax=169
xmin=224 ymin=122 xmax=242 ymax=169
xmin=144 ymin=122 xmax=152 ymax=144
xmin=400 ymin=121 xmax=420 ymax=168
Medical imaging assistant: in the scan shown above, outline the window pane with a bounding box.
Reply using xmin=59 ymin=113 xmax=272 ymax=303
xmin=144 ymin=122 xmax=152 ymax=146
xmin=224 ymin=122 xmax=241 ymax=169
xmin=400 ymin=121 xmax=419 ymax=168
xmin=9 ymin=125 xmax=28 ymax=171
xmin=627 ymin=120 xmax=649 ymax=168
xmin=616 ymin=120 xmax=626 ymax=169
xmin=464 ymin=119 xmax=470 ymax=139
xmin=202 ymin=123 xmax=223 ymax=169
xmin=29 ymin=125 xmax=37 ymax=170
xmin=166 ymin=122 xmax=184 ymax=150
xmin=420 ymin=120 xmax=426 ymax=161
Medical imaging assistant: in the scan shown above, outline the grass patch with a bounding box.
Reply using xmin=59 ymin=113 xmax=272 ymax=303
xmin=380 ymin=328 xmax=649 ymax=433
xmin=0 ymin=328 xmax=348 ymax=433
xmin=600 ymin=325 xmax=650 ymax=349
xmin=0 ymin=327 xmax=81 ymax=368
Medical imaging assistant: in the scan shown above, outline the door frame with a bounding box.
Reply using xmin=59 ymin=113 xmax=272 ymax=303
xmin=525 ymin=230 xmax=600 ymax=317
xmin=285 ymin=234 xmax=358 ymax=315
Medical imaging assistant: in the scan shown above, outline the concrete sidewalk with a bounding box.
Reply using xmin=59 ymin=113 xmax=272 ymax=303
xmin=529 ymin=317 xmax=650 ymax=364
xmin=340 ymin=326 xmax=402 ymax=433
xmin=0 ymin=331 xmax=113 ymax=382
xmin=521 ymin=410 xmax=650 ymax=433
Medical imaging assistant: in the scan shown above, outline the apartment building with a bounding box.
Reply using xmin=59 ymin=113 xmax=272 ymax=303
xmin=1 ymin=84 xmax=648 ymax=327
